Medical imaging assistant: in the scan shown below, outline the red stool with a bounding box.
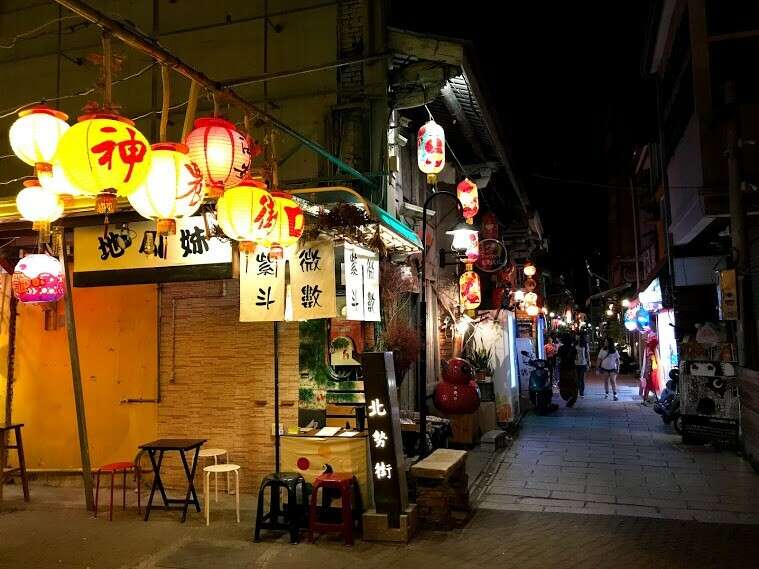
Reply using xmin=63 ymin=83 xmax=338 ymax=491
xmin=95 ymin=462 xmax=141 ymax=521
xmin=308 ymin=473 xmax=356 ymax=546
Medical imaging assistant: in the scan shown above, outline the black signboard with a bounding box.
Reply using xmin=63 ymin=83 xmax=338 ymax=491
xmin=681 ymin=360 xmax=740 ymax=447
xmin=362 ymin=352 xmax=407 ymax=526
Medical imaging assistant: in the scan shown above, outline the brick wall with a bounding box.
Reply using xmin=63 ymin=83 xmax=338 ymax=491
xmin=156 ymin=280 xmax=299 ymax=492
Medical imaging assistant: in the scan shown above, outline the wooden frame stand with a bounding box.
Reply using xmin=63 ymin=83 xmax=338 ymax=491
xmin=362 ymin=504 xmax=418 ymax=543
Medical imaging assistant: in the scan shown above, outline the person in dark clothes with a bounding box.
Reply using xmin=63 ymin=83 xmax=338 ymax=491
xmin=557 ymin=333 xmax=578 ymax=407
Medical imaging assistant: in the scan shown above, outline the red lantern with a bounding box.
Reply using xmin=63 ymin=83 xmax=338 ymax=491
xmin=481 ymin=212 xmax=499 ymax=240
xmin=185 ymin=117 xmax=251 ymax=196
xmin=457 ymin=178 xmax=479 ymax=220
xmin=264 ymin=191 xmax=305 ymax=259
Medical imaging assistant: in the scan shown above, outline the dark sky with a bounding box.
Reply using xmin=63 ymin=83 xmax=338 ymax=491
xmin=391 ymin=2 xmax=655 ymax=300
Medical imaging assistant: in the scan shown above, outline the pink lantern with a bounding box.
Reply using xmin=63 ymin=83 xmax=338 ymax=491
xmin=457 ymin=178 xmax=479 ymax=220
xmin=11 ymin=254 xmax=65 ymax=303
xmin=185 ymin=117 xmax=251 ymax=195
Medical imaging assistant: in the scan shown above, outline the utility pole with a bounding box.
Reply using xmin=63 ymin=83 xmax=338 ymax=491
xmin=725 ymin=81 xmax=757 ymax=369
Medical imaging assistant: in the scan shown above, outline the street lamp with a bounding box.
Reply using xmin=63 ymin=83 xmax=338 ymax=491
xmin=418 ymin=189 xmax=477 ymax=457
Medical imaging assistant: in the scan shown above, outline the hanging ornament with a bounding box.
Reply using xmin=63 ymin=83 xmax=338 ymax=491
xmin=15 ymin=179 xmax=63 ymax=242
xmin=417 ymin=119 xmax=445 ymax=184
xmin=128 ymin=143 xmax=204 ymax=235
xmin=54 ymin=113 xmax=151 ymax=214
xmin=262 ymin=191 xmax=305 ymax=260
xmin=459 ymin=270 xmax=481 ymax=310
xmin=457 ymin=178 xmax=479 ymax=221
xmin=523 ymin=260 xmax=537 ymax=276
xmin=9 ymin=106 xmax=70 ymax=177
xmin=11 ymin=254 xmax=65 ymax=303
xmin=215 ymin=179 xmax=277 ymax=253
xmin=185 ymin=117 xmax=251 ymax=197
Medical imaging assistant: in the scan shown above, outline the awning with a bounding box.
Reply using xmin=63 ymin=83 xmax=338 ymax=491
xmin=585 ymin=283 xmax=632 ymax=307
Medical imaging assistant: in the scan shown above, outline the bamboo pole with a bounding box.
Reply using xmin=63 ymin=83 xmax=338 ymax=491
xmin=159 ymin=65 xmax=170 ymax=142
xmin=181 ymin=80 xmax=201 ymax=142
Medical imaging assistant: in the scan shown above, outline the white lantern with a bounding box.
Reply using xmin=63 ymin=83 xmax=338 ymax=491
xmin=9 ymin=107 xmax=69 ymax=175
xmin=417 ymin=119 xmax=445 ymax=183
xmin=15 ymin=179 xmax=63 ymax=240
xmin=38 ymin=158 xmax=84 ymax=198
xmin=11 ymin=254 xmax=65 ymax=303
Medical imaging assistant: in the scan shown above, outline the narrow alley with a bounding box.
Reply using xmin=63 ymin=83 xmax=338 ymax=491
xmin=481 ymin=372 xmax=759 ymax=523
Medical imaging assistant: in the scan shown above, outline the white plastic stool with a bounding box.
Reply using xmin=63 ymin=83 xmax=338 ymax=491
xmin=198 ymin=448 xmax=230 ymax=501
xmin=203 ymin=464 xmax=240 ymax=526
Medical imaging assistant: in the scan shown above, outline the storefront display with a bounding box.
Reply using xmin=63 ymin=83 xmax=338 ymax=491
xmin=680 ymin=360 xmax=739 ymax=447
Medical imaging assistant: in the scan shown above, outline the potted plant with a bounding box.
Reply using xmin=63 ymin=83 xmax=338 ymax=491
xmin=465 ymin=340 xmax=493 ymax=382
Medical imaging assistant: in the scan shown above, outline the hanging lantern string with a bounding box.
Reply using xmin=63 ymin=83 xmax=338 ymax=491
xmin=159 ymin=64 xmax=171 ymax=142
xmin=423 ymin=104 xmax=469 ymax=179
xmin=102 ymin=31 xmax=113 ymax=110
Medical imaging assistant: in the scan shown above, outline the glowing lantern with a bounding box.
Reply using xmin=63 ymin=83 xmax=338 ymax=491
xmin=216 ymin=179 xmax=276 ymax=252
xmin=481 ymin=211 xmax=499 ymax=240
xmin=38 ymin=158 xmax=83 ymax=198
xmin=15 ymin=179 xmax=63 ymax=241
xmin=11 ymin=254 xmax=64 ymax=303
xmin=523 ymin=260 xmax=536 ymax=276
xmin=457 ymin=178 xmax=479 ymax=220
xmin=55 ymin=113 xmax=151 ymax=213
xmin=263 ymin=191 xmax=305 ymax=259
xmin=185 ymin=117 xmax=251 ymax=196
xmin=448 ymin=221 xmax=479 ymax=251
xmin=128 ymin=143 xmax=204 ymax=235
xmin=514 ymin=289 xmax=525 ymax=302
xmin=417 ymin=119 xmax=445 ymax=183
xmin=9 ymin=107 xmax=69 ymax=176
xmin=524 ymin=276 xmax=537 ymax=292
xmin=526 ymin=304 xmax=540 ymax=317
xmin=525 ymin=292 xmax=538 ymax=306
xmin=459 ymin=270 xmax=481 ymax=310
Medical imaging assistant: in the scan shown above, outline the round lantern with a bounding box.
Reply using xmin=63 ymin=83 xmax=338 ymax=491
xmin=434 ymin=381 xmax=481 ymax=414
xmin=459 ymin=270 xmax=481 ymax=310
xmin=128 ymin=143 xmax=204 ymax=235
xmin=417 ymin=119 xmax=445 ymax=183
xmin=523 ymin=276 xmax=537 ymax=292
xmin=216 ymin=179 xmax=276 ymax=252
xmin=526 ymin=304 xmax=540 ymax=317
xmin=263 ymin=191 xmax=305 ymax=260
xmin=9 ymin=106 xmax=69 ymax=175
xmin=514 ymin=289 xmax=525 ymax=302
xmin=524 ymin=291 xmax=538 ymax=305
xmin=15 ymin=179 xmax=63 ymax=240
xmin=523 ymin=260 xmax=537 ymax=276
xmin=11 ymin=254 xmax=64 ymax=303
xmin=481 ymin=211 xmax=499 ymax=240
xmin=55 ymin=113 xmax=151 ymax=213
xmin=185 ymin=117 xmax=251 ymax=196
xmin=457 ymin=178 xmax=479 ymax=220
xmin=38 ymin=158 xmax=83 ymax=198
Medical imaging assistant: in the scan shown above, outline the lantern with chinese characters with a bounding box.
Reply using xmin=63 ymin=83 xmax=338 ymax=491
xmin=9 ymin=107 xmax=70 ymax=177
xmin=215 ymin=179 xmax=276 ymax=252
xmin=54 ymin=113 xmax=151 ymax=213
xmin=128 ymin=143 xmax=204 ymax=235
xmin=15 ymin=179 xmax=63 ymax=241
xmin=523 ymin=260 xmax=537 ymax=277
xmin=417 ymin=119 xmax=445 ymax=183
xmin=262 ymin=191 xmax=305 ymax=260
xmin=38 ymin=158 xmax=83 ymax=199
xmin=459 ymin=270 xmax=481 ymax=310
xmin=457 ymin=178 xmax=479 ymax=220
xmin=11 ymin=254 xmax=64 ymax=303
xmin=185 ymin=117 xmax=251 ymax=196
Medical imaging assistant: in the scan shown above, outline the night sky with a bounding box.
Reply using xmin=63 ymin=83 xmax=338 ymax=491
xmin=391 ymin=2 xmax=655 ymax=300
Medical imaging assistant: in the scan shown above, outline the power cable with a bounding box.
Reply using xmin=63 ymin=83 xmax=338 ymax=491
xmin=0 ymin=15 xmax=82 ymax=49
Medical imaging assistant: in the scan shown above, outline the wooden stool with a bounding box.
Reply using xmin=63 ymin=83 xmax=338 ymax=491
xmin=0 ymin=424 xmax=29 ymax=502
xmin=198 ymin=448 xmax=230 ymax=500
xmin=308 ymin=472 xmax=356 ymax=546
xmin=254 ymin=472 xmax=306 ymax=544
xmin=203 ymin=464 xmax=240 ymax=526
xmin=95 ymin=462 xmax=141 ymax=521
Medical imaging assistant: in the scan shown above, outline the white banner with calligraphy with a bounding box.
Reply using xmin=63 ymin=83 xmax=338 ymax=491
xmin=290 ymin=240 xmax=336 ymax=321
xmin=344 ymin=243 xmax=381 ymax=321
xmin=239 ymin=248 xmax=286 ymax=322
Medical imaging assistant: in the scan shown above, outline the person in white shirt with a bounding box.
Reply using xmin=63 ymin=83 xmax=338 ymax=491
xmin=575 ymin=333 xmax=590 ymax=398
xmin=596 ymin=338 xmax=621 ymax=401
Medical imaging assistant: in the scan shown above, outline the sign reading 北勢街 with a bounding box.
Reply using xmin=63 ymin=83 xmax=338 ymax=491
xmin=73 ymin=216 xmax=233 ymax=287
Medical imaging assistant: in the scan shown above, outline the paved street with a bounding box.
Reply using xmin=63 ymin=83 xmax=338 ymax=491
xmin=481 ymin=371 xmax=759 ymax=523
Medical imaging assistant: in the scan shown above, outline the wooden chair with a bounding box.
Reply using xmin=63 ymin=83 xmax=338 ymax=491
xmin=0 ymin=424 xmax=30 ymax=502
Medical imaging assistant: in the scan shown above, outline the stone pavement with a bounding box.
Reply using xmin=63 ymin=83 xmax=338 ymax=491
xmin=480 ymin=371 xmax=759 ymax=523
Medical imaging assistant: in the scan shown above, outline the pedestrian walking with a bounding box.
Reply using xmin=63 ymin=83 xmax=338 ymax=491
xmin=557 ymin=333 xmax=578 ymax=407
xmin=575 ymin=333 xmax=590 ymax=398
xmin=596 ymin=338 xmax=621 ymax=401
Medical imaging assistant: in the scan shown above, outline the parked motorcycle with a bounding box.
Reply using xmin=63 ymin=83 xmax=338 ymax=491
xmin=653 ymin=367 xmax=682 ymax=433
xmin=521 ymin=350 xmax=558 ymax=415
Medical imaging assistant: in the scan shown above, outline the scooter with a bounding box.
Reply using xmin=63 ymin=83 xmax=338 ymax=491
xmin=654 ymin=367 xmax=682 ymax=433
xmin=521 ymin=350 xmax=558 ymax=415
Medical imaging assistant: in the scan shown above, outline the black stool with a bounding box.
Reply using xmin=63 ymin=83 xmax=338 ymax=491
xmin=254 ymin=472 xmax=307 ymax=543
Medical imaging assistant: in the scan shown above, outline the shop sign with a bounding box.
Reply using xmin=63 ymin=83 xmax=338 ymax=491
xmin=718 ymin=269 xmax=738 ymax=321
xmin=680 ymin=360 xmax=739 ymax=447
xmin=73 ymin=216 xmax=232 ymax=286
xmin=475 ymin=239 xmax=508 ymax=273
xmin=240 ymin=248 xmax=286 ymax=322
xmin=362 ymin=352 xmax=407 ymax=525
xmin=344 ymin=244 xmax=381 ymax=322
xmin=639 ymin=277 xmax=662 ymax=312
xmin=290 ymin=240 xmax=337 ymax=321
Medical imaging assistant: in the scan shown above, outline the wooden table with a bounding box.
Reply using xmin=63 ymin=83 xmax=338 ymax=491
xmin=0 ymin=423 xmax=29 ymax=503
xmin=139 ymin=439 xmax=206 ymax=522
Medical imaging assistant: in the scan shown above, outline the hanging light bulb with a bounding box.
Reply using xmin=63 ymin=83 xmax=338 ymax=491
xmin=457 ymin=178 xmax=479 ymax=221
xmin=621 ymin=298 xmax=630 ymax=308
xmin=262 ymin=191 xmax=305 ymax=260
xmin=417 ymin=119 xmax=445 ymax=184
xmin=526 ymin=304 xmax=540 ymax=317
xmin=215 ymin=179 xmax=276 ymax=253
xmin=15 ymin=179 xmax=63 ymax=242
xmin=523 ymin=260 xmax=537 ymax=276
xmin=11 ymin=254 xmax=65 ymax=303
xmin=447 ymin=221 xmax=479 ymax=251
xmin=9 ymin=106 xmax=70 ymax=177
xmin=185 ymin=117 xmax=251 ymax=197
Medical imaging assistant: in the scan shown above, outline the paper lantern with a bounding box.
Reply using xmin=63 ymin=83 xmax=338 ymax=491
xmin=524 ymin=276 xmax=537 ymax=292
xmin=128 ymin=143 xmax=204 ymax=235
xmin=11 ymin=254 xmax=64 ymax=303
xmin=55 ymin=113 xmax=151 ymax=213
xmin=523 ymin=260 xmax=536 ymax=276
xmin=263 ymin=191 xmax=305 ymax=259
xmin=216 ymin=179 xmax=276 ymax=251
xmin=524 ymin=292 xmax=538 ymax=305
xmin=481 ymin=211 xmax=499 ymax=240
xmin=185 ymin=117 xmax=251 ymax=196
xmin=457 ymin=178 xmax=479 ymax=220
xmin=9 ymin=107 xmax=69 ymax=175
xmin=526 ymin=304 xmax=540 ymax=317
xmin=459 ymin=270 xmax=481 ymax=310
xmin=514 ymin=289 xmax=525 ymax=302
xmin=15 ymin=179 xmax=63 ymax=240
xmin=417 ymin=119 xmax=445 ymax=182
xmin=38 ymin=158 xmax=83 ymax=198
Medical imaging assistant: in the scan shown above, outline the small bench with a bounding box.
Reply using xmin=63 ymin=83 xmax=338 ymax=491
xmin=410 ymin=449 xmax=469 ymax=529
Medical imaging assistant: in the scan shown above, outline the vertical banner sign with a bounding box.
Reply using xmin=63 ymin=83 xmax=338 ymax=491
xmin=344 ymin=243 xmax=381 ymax=321
xmin=363 ymin=252 xmax=381 ymax=322
xmin=291 ymin=240 xmax=337 ymax=320
xmin=239 ymin=249 xmax=286 ymax=322
xmin=362 ymin=352 xmax=407 ymax=526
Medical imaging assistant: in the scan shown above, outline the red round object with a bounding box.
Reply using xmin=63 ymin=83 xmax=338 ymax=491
xmin=434 ymin=381 xmax=480 ymax=414
xmin=441 ymin=357 xmax=475 ymax=385
xmin=296 ymin=457 xmax=310 ymax=471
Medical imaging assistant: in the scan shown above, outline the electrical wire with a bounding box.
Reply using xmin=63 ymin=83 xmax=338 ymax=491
xmin=131 ymin=99 xmax=189 ymax=122
xmin=0 ymin=15 xmax=82 ymax=49
xmin=0 ymin=175 xmax=33 ymax=186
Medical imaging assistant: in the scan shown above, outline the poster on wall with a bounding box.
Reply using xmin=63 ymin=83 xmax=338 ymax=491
xmin=239 ymin=248 xmax=286 ymax=322
xmin=73 ymin=216 xmax=232 ymax=286
xmin=344 ymin=243 xmax=381 ymax=322
xmin=290 ymin=240 xmax=337 ymax=321
xmin=680 ymin=360 xmax=739 ymax=446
